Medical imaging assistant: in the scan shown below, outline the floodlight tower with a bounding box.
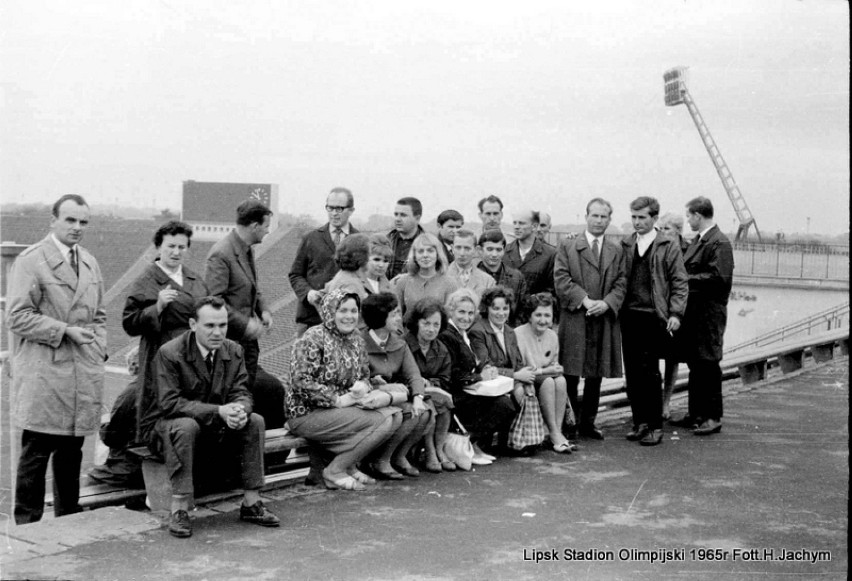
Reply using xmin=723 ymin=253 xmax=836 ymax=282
xmin=664 ymin=67 xmax=762 ymax=242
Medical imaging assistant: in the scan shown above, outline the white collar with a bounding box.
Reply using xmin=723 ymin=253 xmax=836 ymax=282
xmin=329 ymin=223 xmax=351 ymax=235
xmin=584 ymin=230 xmax=603 ymax=246
xmin=50 ymin=233 xmax=77 ymax=259
xmin=195 ymin=341 xmax=214 ymax=360
xmin=698 ymin=224 xmax=714 ymax=239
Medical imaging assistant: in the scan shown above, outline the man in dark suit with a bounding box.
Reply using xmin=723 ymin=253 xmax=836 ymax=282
xmin=504 ymin=209 xmax=557 ymax=297
xmin=146 ymin=297 xmax=279 ymax=538
xmin=436 ymin=209 xmax=464 ymax=264
xmin=206 ymin=200 xmax=284 ymax=428
xmin=387 ymin=197 xmax=426 ymax=279
xmin=670 ymin=197 xmax=734 ymax=436
xmin=554 ymin=198 xmax=627 ymax=440
xmin=476 ymin=229 xmax=527 ymax=326
xmin=288 ymin=187 xmax=359 ymax=335
xmin=620 ymin=197 xmax=688 ymax=446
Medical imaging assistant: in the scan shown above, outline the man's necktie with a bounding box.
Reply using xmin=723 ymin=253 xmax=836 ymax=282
xmin=69 ymin=247 xmax=78 ymax=276
xmin=334 ymin=228 xmax=344 ymax=247
xmin=591 ymin=238 xmax=600 ymax=265
xmin=205 ymin=352 xmax=214 ymax=375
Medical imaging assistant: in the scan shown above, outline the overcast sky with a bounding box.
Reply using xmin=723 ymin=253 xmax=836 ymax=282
xmin=1 ymin=0 xmax=848 ymax=234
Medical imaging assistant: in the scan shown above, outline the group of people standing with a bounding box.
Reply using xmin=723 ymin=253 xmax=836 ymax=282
xmin=5 ymin=187 xmax=733 ymax=538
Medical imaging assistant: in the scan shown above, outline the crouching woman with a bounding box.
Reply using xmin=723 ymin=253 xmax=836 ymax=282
xmin=286 ymin=290 xmax=401 ymax=491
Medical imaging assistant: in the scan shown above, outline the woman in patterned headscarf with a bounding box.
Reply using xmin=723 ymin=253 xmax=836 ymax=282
xmin=287 ymin=289 xmax=401 ymax=491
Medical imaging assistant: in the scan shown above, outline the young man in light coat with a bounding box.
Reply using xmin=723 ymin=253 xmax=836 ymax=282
xmin=6 ymin=194 xmax=107 ymax=524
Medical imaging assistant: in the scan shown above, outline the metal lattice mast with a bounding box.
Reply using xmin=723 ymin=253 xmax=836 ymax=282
xmin=664 ymin=67 xmax=762 ymax=242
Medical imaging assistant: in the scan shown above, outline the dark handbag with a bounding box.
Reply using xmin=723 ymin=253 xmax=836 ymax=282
xmin=508 ymin=390 xmax=546 ymax=450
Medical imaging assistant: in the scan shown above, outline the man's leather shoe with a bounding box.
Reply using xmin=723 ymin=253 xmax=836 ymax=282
xmin=694 ymin=419 xmax=722 ymax=436
xmin=168 ymin=510 xmax=192 ymax=538
xmin=579 ymin=426 xmax=604 ymax=440
xmin=669 ymin=414 xmax=700 ymax=429
xmin=639 ymin=429 xmax=663 ymax=446
xmin=240 ymin=501 xmax=280 ymax=527
xmin=626 ymin=424 xmax=649 ymax=441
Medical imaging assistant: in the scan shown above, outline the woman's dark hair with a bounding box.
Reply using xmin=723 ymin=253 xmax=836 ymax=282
xmin=479 ymin=285 xmax=515 ymax=318
xmin=334 ymin=233 xmax=370 ymax=271
xmin=153 ymin=220 xmax=194 ymax=248
xmin=406 ymin=297 xmax=447 ymax=335
xmin=518 ymin=292 xmax=556 ymax=325
xmin=361 ymin=292 xmax=399 ymax=330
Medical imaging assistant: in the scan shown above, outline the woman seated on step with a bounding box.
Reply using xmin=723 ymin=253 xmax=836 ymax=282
xmin=286 ymin=289 xmax=401 ymax=491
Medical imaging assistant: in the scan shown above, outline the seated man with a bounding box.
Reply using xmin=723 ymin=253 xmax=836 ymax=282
xmin=88 ymin=346 xmax=145 ymax=491
xmin=145 ymin=296 xmax=280 ymax=538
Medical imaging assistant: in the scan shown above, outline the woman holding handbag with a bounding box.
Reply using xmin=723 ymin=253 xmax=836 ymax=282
xmin=440 ymin=288 xmax=516 ymax=465
xmin=287 ymin=290 xmax=401 ymax=491
xmin=515 ymin=293 xmax=576 ymax=454
xmin=469 ymin=286 xmax=539 ymax=455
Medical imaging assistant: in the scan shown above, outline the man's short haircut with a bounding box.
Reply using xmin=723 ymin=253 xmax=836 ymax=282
xmin=368 ymin=233 xmax=394 ymax=261
xmin=52 ymin=194 xmax=89 ymax=217
xmin=396 ymin=197 xmax=423 ymax=218
xmin=408 ymin=232 xmax=449 ymax=275
xmin=453 ymin=229 xmax=476 ymax=244
xmin=479 ymin=285 xmax=516 ymax=318
xmin=153 ymin=220 xmax=194 ymax=248
xmin=478 ymin=195 xmax=504 ymax=212
xmin=445 ymin=287 xmax=480 ymax=313
xmin=658 ymin=212 xmax=685 ymax=233
xmin=361 ymin=292 xmax=399 ymax=330
xmin=335 ymin=233 xmax=370 ymax=271
xmin=236 ymin=200 xmax=273 ymax=226
xmin=629 ymin=196 xmax=660 ymax=217
xmin=686 ymin=196 xmax=714 ymax=219
xmin=585 ymin=197 xmax=613 ymax=216
xmin=437 ymin=209 xmax=464 ymax=226
xmin=193 ymin=296 xmax=227 ymax=317
xmin=328 ymin=187 xmax=354 ymax=208
xmin=406 ymin=297 xmax=448 ymax=335
xmin=478 ymin=229 xmax=507 ymax=247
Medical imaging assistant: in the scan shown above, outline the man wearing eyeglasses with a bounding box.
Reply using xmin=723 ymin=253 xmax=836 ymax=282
xmin=289 ymin=187 xmax=359 ymax=336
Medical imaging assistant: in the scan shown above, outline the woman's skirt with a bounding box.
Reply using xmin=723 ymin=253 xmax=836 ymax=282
xmin=288 ymin=406 xmax=400 ymax=455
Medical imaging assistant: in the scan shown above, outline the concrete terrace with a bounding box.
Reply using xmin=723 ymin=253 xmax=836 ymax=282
xmin=1 ymin=357 xmax=846 ymax=580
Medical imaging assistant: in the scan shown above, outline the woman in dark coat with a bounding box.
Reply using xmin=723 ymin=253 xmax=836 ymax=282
xmin=439 ymin=288 xmax=517 ymax=464
xmin=123 ymin=221 xmax=209 ymax=445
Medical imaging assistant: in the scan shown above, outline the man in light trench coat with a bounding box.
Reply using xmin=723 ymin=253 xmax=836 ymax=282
xmin=6 ymin=194 xmax=107 ymax=524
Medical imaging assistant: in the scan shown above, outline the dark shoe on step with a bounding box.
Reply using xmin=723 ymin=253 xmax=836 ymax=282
xmin=579 ymin=426 xmax=604 ymax=440
xmin=694 ymin=419 xmax=722 ymax=436
xmin=639 ymin=429 xmax=663 ymax=446
xmin=168 ymin=510 xmax=192 ymax=538
xmin=240 ymin=500 xmax=280 ymax=527
xmin=626 ymin=423 xmax=649 ymax=441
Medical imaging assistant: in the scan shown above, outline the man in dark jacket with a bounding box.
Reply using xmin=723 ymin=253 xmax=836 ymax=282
xmin=288 ymin=187 xmax=359 ymax=335
xmin=387 ymin=197 xmax=425 ymax=279
xmin=554 ymin=198 xmax=627 ymax=440
xmin=504 ymin=209 xmax=556 ymax=297
xmin=671 ymin=197 xmax=734 ymax=436
xmin=620 ymin=197 xmax=688 ymax=446
xmin=145 ymin=297 xmax=279 ymax=538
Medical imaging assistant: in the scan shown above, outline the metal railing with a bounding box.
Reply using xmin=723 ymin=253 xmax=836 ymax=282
xmin=725 ymin=301 xmax=850 ymax=353
xmin=732 ymin=242 xmax=849 ymax=281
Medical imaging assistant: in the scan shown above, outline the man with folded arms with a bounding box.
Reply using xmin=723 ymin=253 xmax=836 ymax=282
xmin=145 ymin=296 xmax=279 ymax=538
xmin=620 ymin=197 xmax=688 ymax=446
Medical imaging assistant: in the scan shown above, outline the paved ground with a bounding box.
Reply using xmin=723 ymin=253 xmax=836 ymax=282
xmin=1 ymin=358 xmax=847 ymax=581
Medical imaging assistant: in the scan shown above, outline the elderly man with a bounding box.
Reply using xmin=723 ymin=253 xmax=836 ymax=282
xmin=289 ymin=187 xmax=360 ymax=334
xmin=145 ymin=296 xmax=279 ymax=538
xmin=207 ymin=200 xmax=285 ymax=428
xmin=536 ymin=212 xmax=554 ymax=246
xmin=620 ymin=197 xmax=688 ymax=446
xmin=7 ymin=194 xmax=107 ymax=524
xmin=671 ymin=197 xmax=734 ymax=436
xmin=554 ymin=198 xmax=626 ymax=440
xmin=504 ymin=210 xmax=556 ymax=297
